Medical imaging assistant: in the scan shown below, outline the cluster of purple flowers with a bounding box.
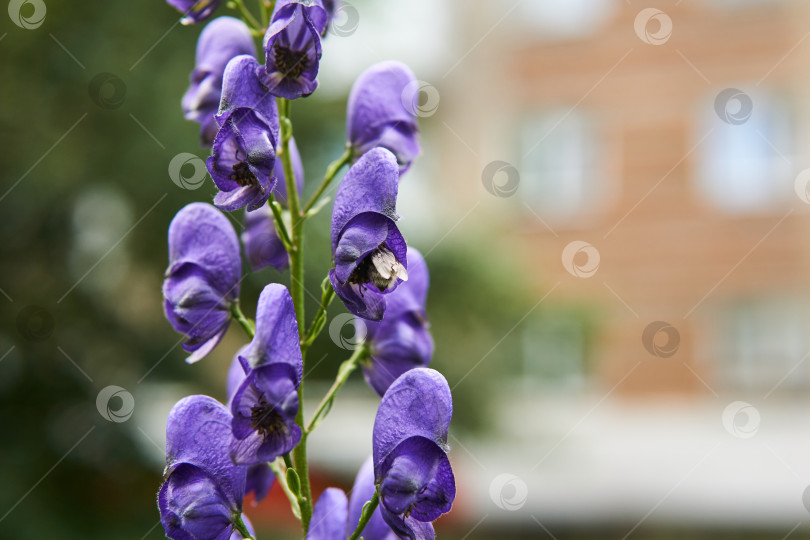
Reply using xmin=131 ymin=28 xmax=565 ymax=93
xmin=158 ymin=1 xmax=451 ymax=539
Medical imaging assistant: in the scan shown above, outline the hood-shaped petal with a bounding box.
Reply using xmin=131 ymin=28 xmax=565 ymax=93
xmin=307 ymin=488 xmax=348 ymax=540
xmin=347 ymin=61 xmax=420 ymax=171
xmin=164 ymin=395 xmax=246 ymax=509
xmin=167 ymin=203 xmax=241 ymax=295
xmin=243 ymin=284 xmax=303 ymax=382
xmin=372 ymin=368 xmax=452 ymax=479
xmin=216 ymin=55 xmax=280 ymax=141
xmin=167 ymin=0 xmax=222 ymax=24
xmin=330 ymin=148 xmax=400 ymax=253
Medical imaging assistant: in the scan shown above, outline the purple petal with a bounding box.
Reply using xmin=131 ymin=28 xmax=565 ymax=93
xmin=244 ymin=283 xmax=303 ymax=381
xmin=329 ymin=270 xmax=386 ymax=321
xmin=349 ymin=457 xmax=400 ymax=540
xmin=167 ymin=0 xmax=223 ymax=24
xmin=347 ymin=61 xmax=420 ymax=171
xmin=164 ymin=395 xmax=246 ymax=509
xmin=379 ymin=437 xmax=454 ymax=521
xmin=207 ymin=108 xmax=277 ymax=212
xmin=242 ymin=206 xmax=289 ymax=271
xmin=226 ymin=347 xmax=250 ymax=405
xmin=330 ymin=148 xmax=400 ymax=254
xmin=372 ymin=368 xmax=452 ymax=479
xmin=216 ymin=55 xmax=280 ymax=141
xmin=307 ymin=488 xmax=348 ymax=540
xmin=167 ymin=203 xmax=241 ymax=295
xmin=159 ymin=463 xmax=235 ymax=540
xmin=245 ymin=463 xmax=274 ymax=503
xmin=230 ymin=363 xmax=301 ymax=465
xmin=362 ymin=317 xmax=433 ymax=397
xmin=258 ymin=0 xmax=326 ymax=99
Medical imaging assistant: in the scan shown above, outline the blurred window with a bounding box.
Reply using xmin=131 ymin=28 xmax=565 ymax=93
xmin=521 ymin=311 xmax=590 ymax=388
xmin=696 ymin=90 xmax=793 ymax=213
xmin=714 ymin=298 xmax=810 ymax=391
xmin=519 ymin=109 xmax=603 ymax=222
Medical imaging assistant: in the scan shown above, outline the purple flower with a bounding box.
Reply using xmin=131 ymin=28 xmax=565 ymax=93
xmin=257 ymin=0 xmax=328 ymax=99
xmin=349 ymin=457 xmax=434 ymax=540
xmin=158 ymin=395 xmax=246 ymax=540
xmin=241 ymin=137 xmax=304 ymax=271
xmin=229 ymin=284 xmax=303 ymax=465
xmin=182 ymin=17 xmax=255 ymax=145
xmin=207 ymin=55 xmax=281 ymax=212
xmin=227 ymin=350 xmax=276 ymax=503
xmin=347 ymin=61 xmax=421 ymax=173
xmin=167 ymin=0 xmax=222 ymax=24
xmin=362 ymin=248 xmax=433 ymax=396
xmin=163 ymin=203 xmax=241 ymax=364
xmin=308 ymin=488 xmax=348 ymax=540
xmin=373 ymin=369 xmax=455 ymax=539
xmin=329 ymin=148 xmax=408 ymax=321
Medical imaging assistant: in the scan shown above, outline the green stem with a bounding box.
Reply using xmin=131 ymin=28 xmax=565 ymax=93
xmin=231 ymin=0 xmax=262 ymax=30
xmin=267 ymin=194 xmax=292 ymax=252
xmin=231 ymin=303 xmax=255 ymax=339
xmin=302 ymin=276 xmax=336 ymax=351
xmin=348 ymin=490 xmax=380 ymax=540
xmin=277 ymin=97 xmax=313 ymax=532
xmin=301 ymin=147 xmax=353 ymax=215
xmin=234 ymin=514 xmax=256 ymax=540
xmin=306 ymin=345 xmax=368 ymax=433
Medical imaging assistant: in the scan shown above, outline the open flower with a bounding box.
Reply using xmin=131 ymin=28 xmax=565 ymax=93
xmin=329 ymin=148 xmax=408 ymax=321
xmin=167 ymin=0 xmax=222 ymax=25
xmin=241 ymin=137 xmax=304 ymax=271
xmin=362 ymin=247 xmax=433 ymax=396
xmin=229 ymin=284 xmax=303 ymax=466
xmin=208 ymin=55 xmax=280 ymax=212
xmin=373 ymin=369 xmax=455 ymax=539
xmin=163 ymin=203 xmax=241 ymax=364
xmin=158 ymin=395 xmax=247 ymax=540
xmin=347 ymin=61 xmax=420 ymax=173
xmin=182 ymin=17 xmax=255 ymax=145
xmin=258 ymin=0 xmax=328 ymax=99
xmin=227 ymin=348 xmax=275 ymax=503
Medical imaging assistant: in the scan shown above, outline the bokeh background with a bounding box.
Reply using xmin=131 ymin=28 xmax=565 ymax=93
xmin=3 ymin=0 xmax=810 ymax=538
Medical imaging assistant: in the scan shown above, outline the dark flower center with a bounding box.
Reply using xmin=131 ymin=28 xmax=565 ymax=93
xmin=348 ymin=244 xmax=408 ymax=293
xmin=273 ymin=45 xmax=308 ymax=80
xmin=229 ymin=149 xmax=258 ymax=187
xmin=250 ymin=397 xmax=285 ymax=439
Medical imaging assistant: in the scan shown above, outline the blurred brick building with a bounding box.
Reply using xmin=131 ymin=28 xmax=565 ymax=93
xmin=441 ymin=0 xmax=810 ymax=399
